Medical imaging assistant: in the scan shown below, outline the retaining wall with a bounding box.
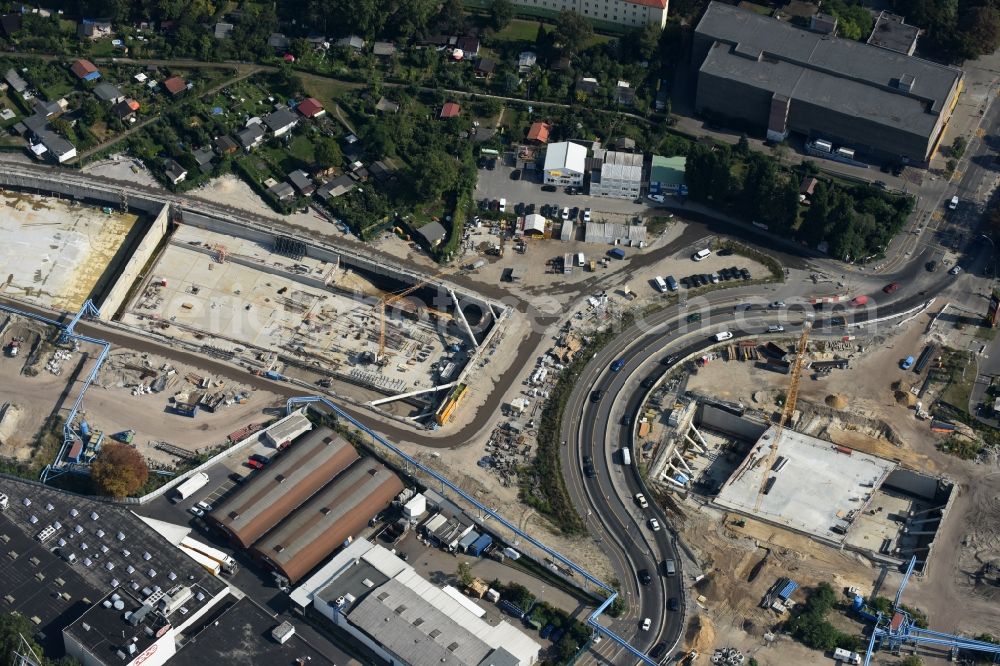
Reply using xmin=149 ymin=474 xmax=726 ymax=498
xmin=100 ymin=203 xmax=170 ymax=320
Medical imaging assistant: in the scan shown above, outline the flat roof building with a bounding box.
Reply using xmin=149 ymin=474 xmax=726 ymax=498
xmin=508 ymin=0 xmax=666 ymax=29
xmin=868 ymin=11 xmax=921 ymax=56
xmin=590 ymin=149 xmax=643 ymax=199
xmin=251 ymin=459 xmax=403 ymax=583
xmin=542 ymin=141 xmax=587 ymax=187
xmin=693 ymin=1 xmax=963 ymax=164
xmin=649 ymin=155 xmax=686 ymax=194
xmin=291 ymin=539 xmax=541 ymax=666
xmin=207 ymin=428 xmax=359 ymax=548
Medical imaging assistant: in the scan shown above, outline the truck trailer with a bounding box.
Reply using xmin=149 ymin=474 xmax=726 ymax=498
xmin=174 ymin=472 xmax=210 ymax=502
xmin=181 ymin=535 xmax=238 ymax=574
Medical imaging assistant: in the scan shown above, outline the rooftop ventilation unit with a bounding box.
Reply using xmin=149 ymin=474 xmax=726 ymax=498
xmin=28 ymin=515 xmax=37 ymax=524
xmin=96 ymin=529 xmax=105 ymax=538
xmin=70 ymin=508 xmax=78 ymax=517
xmin=45 ymin=503 xmax=54 ymax=511
xmin=117 ymin=532 xmax=125 ymax=541
xmin=90 ymin=512 xmax=99 ymax=521
xmin=23 ymin=498 xmax=31 ymax=507
xmin=897 ymin=73 xmax=915 ymax=92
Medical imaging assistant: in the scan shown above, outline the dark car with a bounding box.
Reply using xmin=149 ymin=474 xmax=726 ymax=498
xmin=667 ymin=597 xmax=680 ymax=612
xmin=687 ymin=313 xmax=702 ymax=323
xmin=540 ymin=623 xmax=555 ymax=640
xmin=582 ymin=455 xmax=597 ymax=478
xmin=720 ymin=267 xmax=732 ymax=280
xmin=541 ymin=184 xmax=557 ymax=192
xmin=680 ymin=277 xmax=690 ymax=288
xmin=650 ymin=642 xmax=668 ymax=660
xmin=486 ymin=159 xmax=497 ymax=170
xmin=717 ymin=248 xmax=734 ymax=256
xmin=926 ymin=260 xmax=938 ymax=272
xmin=662 ymin=354 xmax=679 ymax=366
xmin=526 ymin=203 xmax=535 ymax=214
xmin=621 ymin=414 xmax=632 ymax=426
xmin=740 ymin=268 xmax=752 ymax=280
xmin=639 ymin=569 xmax=652 ymax=585
xmin=514 ymin=202 xmax=525 ymax=215
xmin=883 ymin=282 xmax=900 ymax=294
xmin=590 ymin=389 xmax=603 ymax=403
xmin=641 ymin=376 xmax=657 ymax=388
xmin=510 ymin=169 xmax=521 ymax=180
xmin=249 ymin=453 xmax=269 ymax=465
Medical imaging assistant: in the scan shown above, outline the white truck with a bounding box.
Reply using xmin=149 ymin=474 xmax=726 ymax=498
xmin=621 ymin=447 xmax=632 ymax=465
xmin=174 ymin=472 xmax=210 ymax=502
xmin=833 ymin=648 xmax=862 ymax=664
xmin=181 ymin=535 xmax=238 ymax=574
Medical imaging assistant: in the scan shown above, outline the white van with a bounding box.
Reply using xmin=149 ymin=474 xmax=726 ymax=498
xmin=499 ymin=198 xmax=507 ymax=213
xmin=576 ymin=252 xmax=585 ymax=267
xmin=692 ymin=248 xmax=711 ymax=261
xmin=948 ymin=195 xmax=959 ymax=210
xmin=654 ymin=276 xmax=668 ymax=292
xmin=714 ymin=331 xmax=733 ymax=342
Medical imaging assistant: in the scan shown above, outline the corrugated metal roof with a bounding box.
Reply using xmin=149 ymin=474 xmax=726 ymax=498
xmin=584 ymin=222 xmax=647 ymax=245
xmin=207 ymin=428 xmax=358 ymax=547
xmin=543 ymin=141 xmax=587 ymax=176
xmin=252 ymin=459 xmax=403 ymax=583
xmin=263 ymin=411 xmax=313 ymax=447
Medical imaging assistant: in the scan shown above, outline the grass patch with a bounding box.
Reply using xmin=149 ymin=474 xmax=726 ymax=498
xmin=937 ymin=435 xmax=984 ymax=460
xmin=975 ymin=325 xmax=998 ymax=341
xmin=646 ymin=215 xmax=675 ymax=236
xmin=493 ymin=19 xmax=543 ymax=42
xmin=939 ymin=349 xmax=976 ymax=416
xmin=297 ymin=73 xmax=361 ymax=112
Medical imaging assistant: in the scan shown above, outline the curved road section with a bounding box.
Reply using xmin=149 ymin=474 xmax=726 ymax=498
xmin=565 ymin=279 xmax=950 ymax=662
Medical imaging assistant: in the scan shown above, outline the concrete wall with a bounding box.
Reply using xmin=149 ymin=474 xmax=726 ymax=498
xmin=696 ymin=404 xmax=768 ymax=441
xmin=0 ymin=170 xmax=164 ymax=214
xmin=884 ymin=468 xmax=947 ymax=501
xmin=99 ymin=203 xmax=169 ymax=320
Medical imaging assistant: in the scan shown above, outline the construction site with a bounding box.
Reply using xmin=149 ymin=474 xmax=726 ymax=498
xmin=0 ymin=190 xmax=141 ymax=311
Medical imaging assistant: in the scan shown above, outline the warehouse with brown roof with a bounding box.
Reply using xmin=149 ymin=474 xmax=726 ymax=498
xmin=206 ymin=428 xmax=359 ymax=548
xmin=252 ymin=459 xmax=403 ymax=583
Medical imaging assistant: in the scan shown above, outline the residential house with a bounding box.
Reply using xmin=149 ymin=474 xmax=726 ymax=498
xmin=111 ymin=99 xmax=139 ymax=121
xmin=162 ymin=76 xmax=186 ymax=97
xmin=214 ymin=135 xmax=239 ymax=155
xmin=456 ymin=36 xmax=479 ymax=56
xmin=268 ymin=181 xmax=295 ymax=201
xmin=526 ymin=122 xmax=551 ymax=144
xmin=542 ymin=141 xmax=587 ymax=187
xmin=214 ymin=22 xmax=234 ymax=39
xmin=615 ymin=81 xmax=636 ymax=106
xmin=475 ymin=58 xmax=496 ymax=79
xmin=34 ymin=130 xmax=76 ymax=163
xmin=439 ymin=102 xmax=461 ymax=119
xmin=810 ymin=12 xmax=838 ymax=34
xmin=589 ymin=149 xmax=643 ymax=199
xmin=263 ymin=108 xmax=298 ymax=137
xmin=4 ymin=68 xmax=26 ymax=93
xmin=317 ymin=174 xmax=356 ymax=200
xmin=375 ymin=97 xmax=399 ymax=114
xmin=551 ymin=56 xmax=572 ymax=72
xmin=164 ymin=159 xmax=187 ymax=185
xmin=236 ymin=123 xmax=265 ymax=150
xmin=517 ymin=51 xmax=537 ymax=73
xmin=0 ymin=13 xmax=22 ymax=38
xmin=337 ymin=35 xmax=364 ymax=51
xmin=372 ymin=41 xmax=395 ymax=57
xmin=77 ymin=20 xmax=112 ymax=39
xmin=268 ymin=33 xmax=290 ymax=52
xmin=416 ymin=221 xmax=448 ymax=248
xmin=70 ymin=59 xmax=100 ymax=81
xmin=612 ymin=137 xmax=637 ymax=152
xmin=193 ymin=147 xmax=215 ymax=173
xmin=306 ymin=35 xmax=328 ymax=50
xmin=799 ymin=176 xmax=818 ymax=196
xmin=288 ymin=169 xmax=315 ymax=195
xmin=577 ymin=77 xmax=599 ymax=95
xmin=93 ymin=82 xmax=124 ymax=104
xmin=32 ymin=98 xmax=64 ymax=118
xmin=296 ymin=97 xmax=325 ymax=119
xmin=368 ymin=159 xmax=397 ymax=182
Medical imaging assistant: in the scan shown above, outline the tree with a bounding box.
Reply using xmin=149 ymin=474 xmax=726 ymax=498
xmin=636 ymin=23 xmax=661 ymax=61
xmin=0 ymin=611 xmax=80 ymax=666
xmin=411 ymin=149 xmax=459 ymax=201
xmin=91 ymin=442 xmax=149 ymax=498
xmin=554 ymin=10 xmax=593 ymax=55
xmin=901 ymin=656 xmax=923 ymax=666
xmin=490 ymin=0 xmax=514 ymax=31
xmin=437 ymin=0 xmax=465 ymax=33
xmin=735 ymin=133 xmax=750 ymax=156
xmin=314 ymin=137 xmax=343 ymax=169
xmin=952 ymin=135 xmax=967 ymax=158
xmin=822 ymin=0 xmax=874 ymax=41
xmin=457 ymin=561 xmax=473 ymax=587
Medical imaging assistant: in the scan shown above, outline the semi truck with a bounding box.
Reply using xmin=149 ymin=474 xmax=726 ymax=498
xmin=179 ymin=544 xmax=222 ymax=576
xmin=181 ymin=535 xmax=238 ymax=574
xmin=173 ymin=472 xmax=210 ymax=502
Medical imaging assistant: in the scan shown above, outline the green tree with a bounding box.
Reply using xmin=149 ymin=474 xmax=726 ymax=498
xmin=952 ymin=135 xmax=967 ymax=158
xmin=91 ymin=442 xmax=149 ymax=498
xmin=0 ymin=611 xmax=80 ymax=666
xmin=554 ymin=9 xmax=593 ymax=54
xmin=741 ymin=152 xmax=777 ymax=223
xmin=437 ymin=0 xmax=465 ymax=33
xmin=457 ymin=561 xmax=473 ymax=587
xmin=770 ymin=174 xmax=801 ymax=232
xmin=823 ymin=0 xmax=874 ymax=40
xmin=636 ymin=23 xmax=662 ymax=61
xmin=411 ymin=149 xmax=459 ymax=201
xmin=901 ymin=657 xmax=923 ymax=666
xmin=314 ymin=137 xmax=343 ymax=169
xmin=490 ymin=0 xmax=515 ymax=31
xmin=735 ymin=133 xmax=750 ymax=156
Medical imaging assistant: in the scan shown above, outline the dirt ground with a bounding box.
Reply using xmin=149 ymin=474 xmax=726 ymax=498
xmin=678 ymin=308 xmax=1000 ymax=661
xmin=81 ymin=154 xmax=161 ymax=188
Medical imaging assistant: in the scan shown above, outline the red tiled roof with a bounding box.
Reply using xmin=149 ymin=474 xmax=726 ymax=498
xmin=440 ymin=102 xmax=460 ymax=119
xmin=527 ymin=122 xmax=551 ymax=143
xmin=70 ymin=59 xmax=97 ymax=78
xmin=297 ymin=97 xmax=324 ymax=118
xmin=163 ymin=76 xmax=186 ymax=95
xmin=126 ymin=99 xmax=140 ymax=111
xmin=625 ymin=0 xmax=667 ymax=8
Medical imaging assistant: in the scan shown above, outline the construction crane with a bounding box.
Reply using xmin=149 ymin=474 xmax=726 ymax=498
xmin=754 ymin=322 xmax=811 ymax=512
xmin=375 ymin=266 xmax=455 ymax=362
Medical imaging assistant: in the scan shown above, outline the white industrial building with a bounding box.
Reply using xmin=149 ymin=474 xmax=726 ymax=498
xmin=542 ymin=141 xmax=587 ymax=187
xmin=291 ymin=539 xmax=541 ymax=666
xmin=589 ymin=149 xmax=643 ymax=199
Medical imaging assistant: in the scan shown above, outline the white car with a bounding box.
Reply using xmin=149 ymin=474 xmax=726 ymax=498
xmin=647 ymin=194 xmax=665 ymax=204
xmin=197 ymin=501 xmax=213 ymax=512
xmin=641 ymin=618 xmax=652 ymax=631
xmin=714 ymin=331 xmax=733 ymax=342
xmin=949 ymin=265 xmax=962 ymax=275
xmin=499 ymin=198 xmax=507 ymax=213
xmin=634 ymin=493 xmax=649 ymax=509
xmin=188 ymin=506 xmax=204 ymax=517
xmin=948 ymin=195 xmax=959 ymax=210
xmin=767 ymin=325 xmax=785 ymax=333
xmin=648 ymin=518 xmax=661 ymax=531
xmin=561 ymin=207 xmax=570 ymax=221
xmin=768 ymin=301 xmax=786 ymax=309
xmin=583 ymin=207 xmax=591 ymax=222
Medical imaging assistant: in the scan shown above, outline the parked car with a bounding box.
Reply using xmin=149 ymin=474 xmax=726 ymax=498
xmin=647 ymin=194 xmax=665 ymax=203
xmin=188 ymin=506 xmax=204 ymax=517
xmin=949 ymin=265 xmax=963 ymax=275
xmin=561 ymin=207 xmax=570 ymax=220
xmin=926 ymin=260 xmax=937 ymax=272
xmin=510 ymin=169 xmax=521 ymax=180
xmin=540 ymin=624 xmax=555 ymax=640
xmin=196 ymin=501 xmax=212 ymax=512
xmin=583 ymin=207 xmax=591 ymax=222
xmin=246 ymin=458 xmax=265 ymax=470
xmin=541 ymin=184 xmax=557 ymax=192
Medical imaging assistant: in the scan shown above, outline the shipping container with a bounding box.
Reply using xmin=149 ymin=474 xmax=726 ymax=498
xmin=608 ymin=247 xmax=626 ymax=260
xmin=174 ymin=472 xmax=210 ymax=501
xmin=468 ymin=533 xmax=493 ymax=557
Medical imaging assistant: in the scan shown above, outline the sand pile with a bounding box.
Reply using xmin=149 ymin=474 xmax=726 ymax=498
xmin=825 ymin=394 xmax=849 ymax=409
xmin=685 ymin=615 xmax=716 ymax=653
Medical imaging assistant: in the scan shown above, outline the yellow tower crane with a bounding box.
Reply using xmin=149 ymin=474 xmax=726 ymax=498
xmin=754 ymin=321 xmax=811 ymax=512
xmin=375 ymin=266 xmax=456 ymax=362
